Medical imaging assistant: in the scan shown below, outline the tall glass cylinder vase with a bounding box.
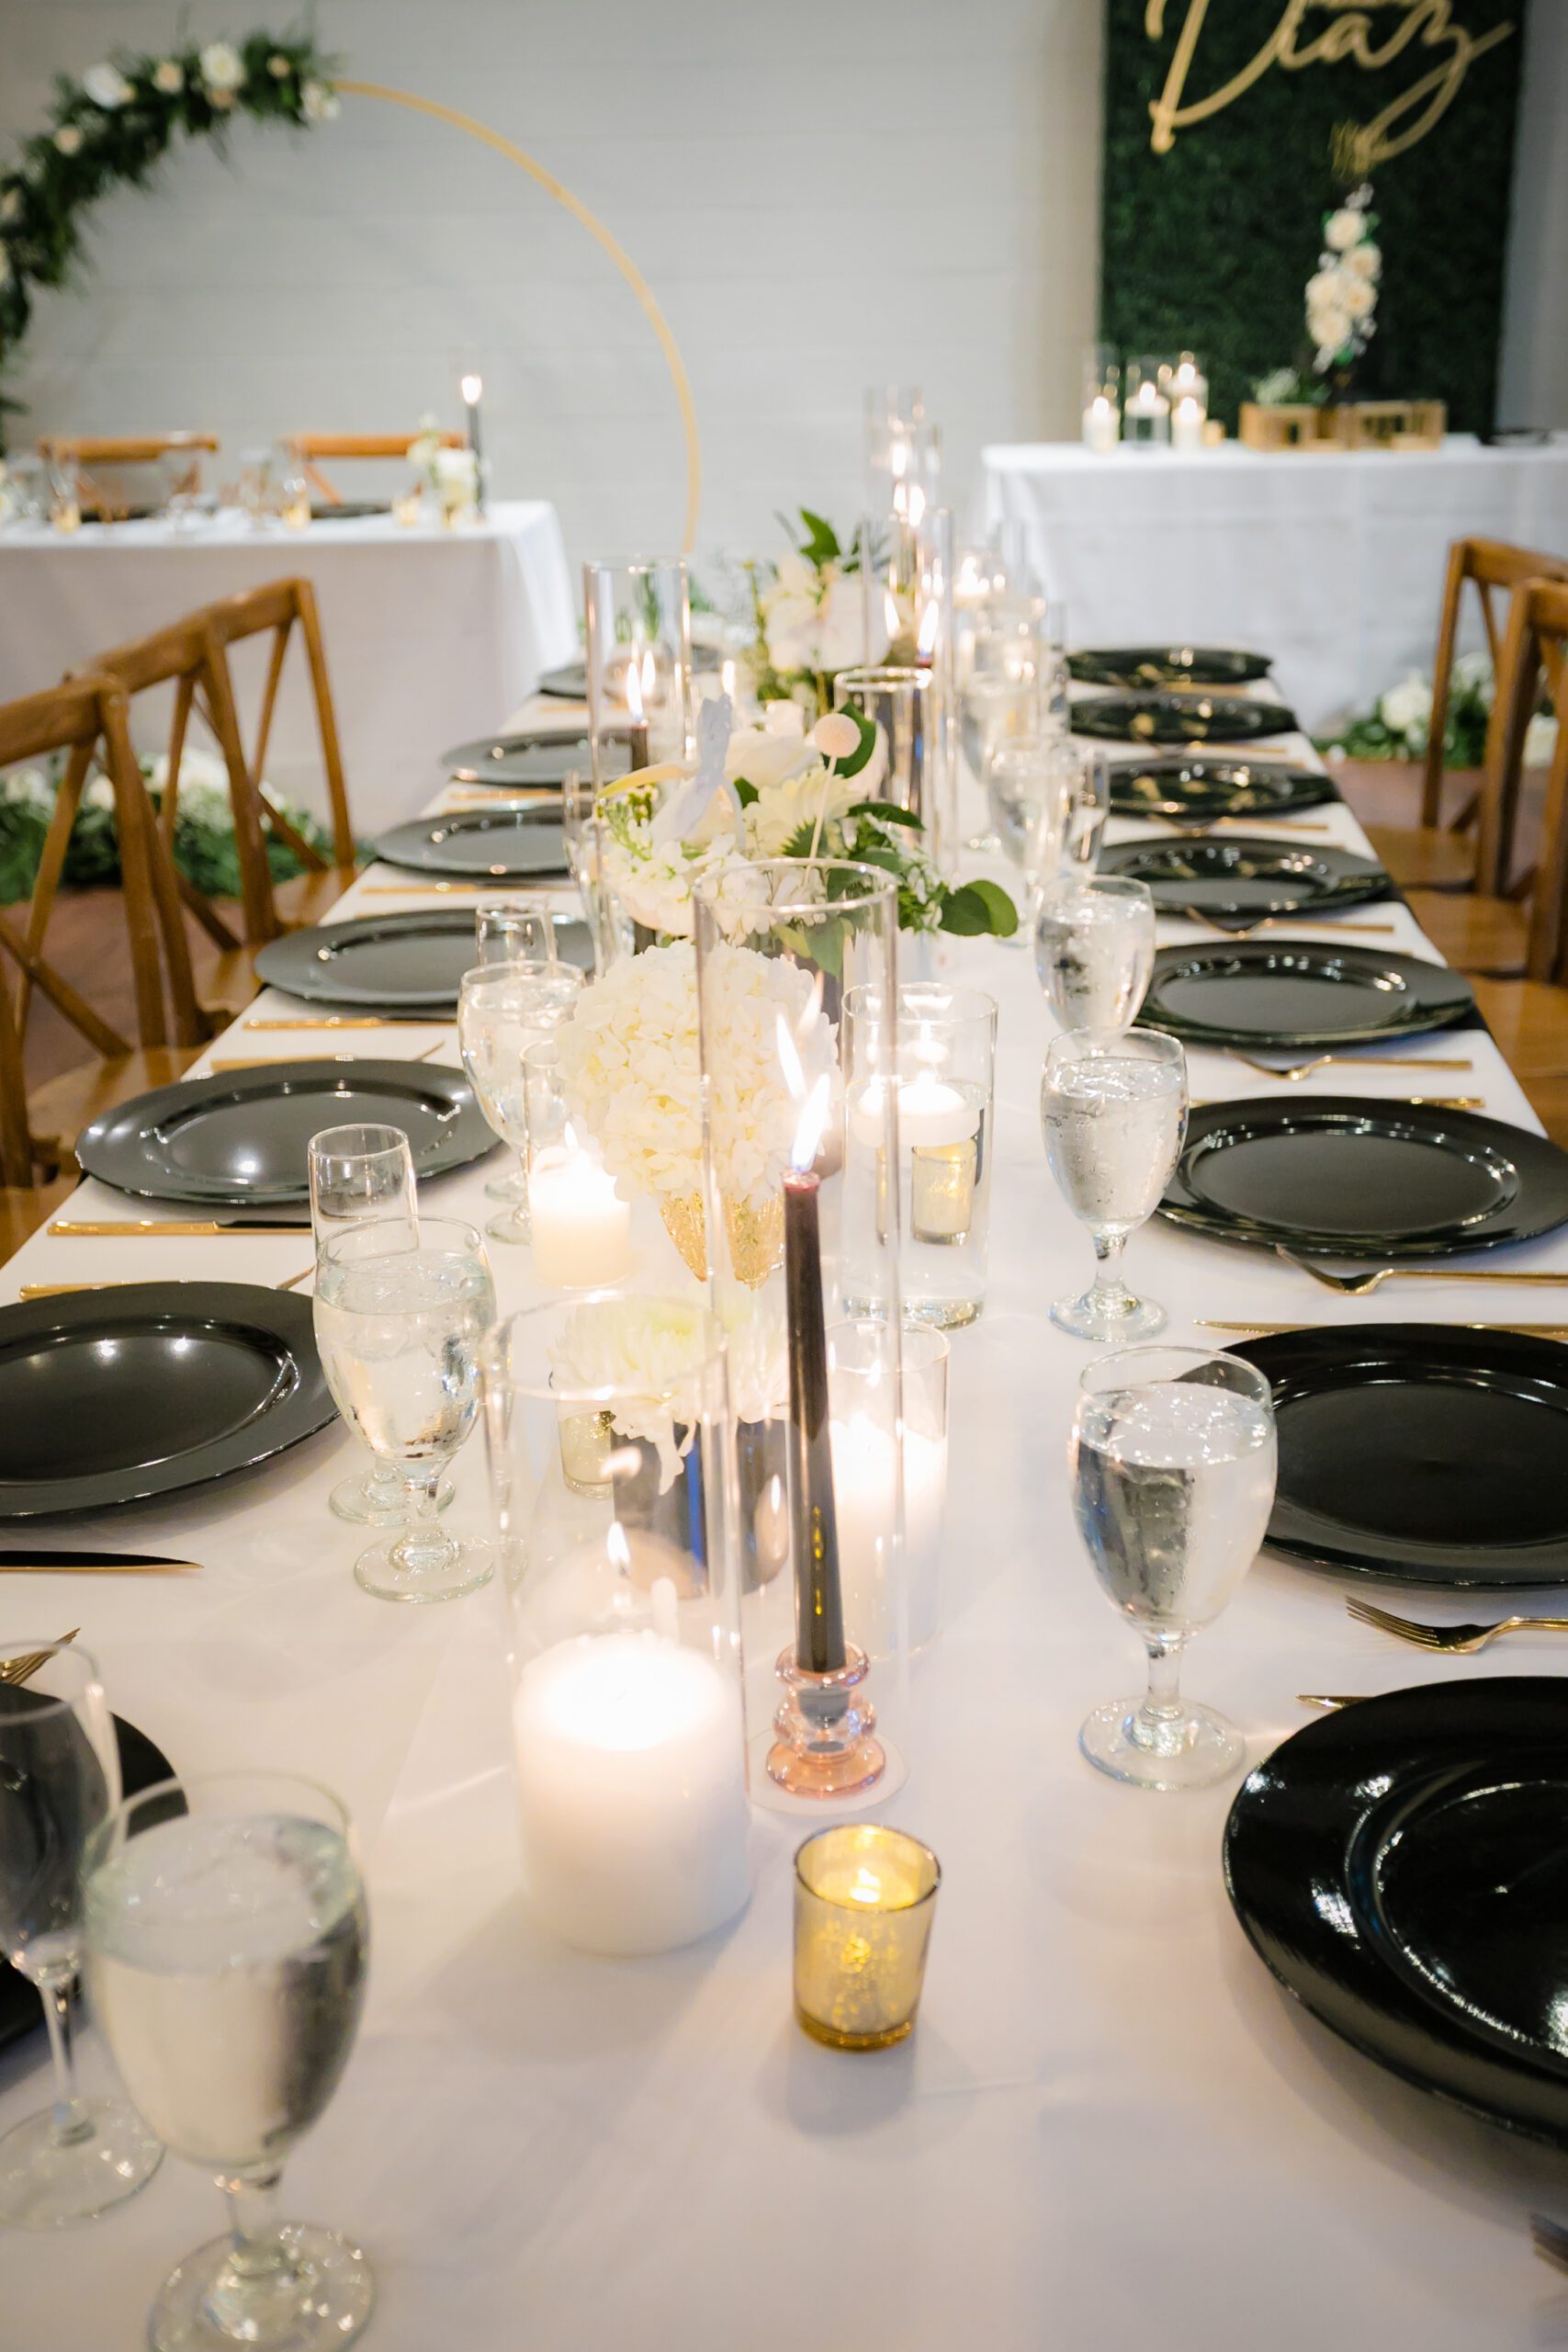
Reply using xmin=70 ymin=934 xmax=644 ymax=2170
xmin=691 ymin=860 xmax=914 ymax=1815
xmin=583 ymin=559 xmax=694 ymax=785
xmin=864 ymin=384 xmax=925 ymax=505
xmin=833 ymin=665 xmax=937 ymax=828
xmin=482 ymin=1295 xmax=749 ymax=1956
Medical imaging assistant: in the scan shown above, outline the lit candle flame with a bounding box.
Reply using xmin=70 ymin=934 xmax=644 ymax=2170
xmin=907 ymin=481 xmax=927 ymax=528
xmin=916 ymin=597 xmax=940 ymax=659
xmin=776 ymin=1004 xmax=831 ymax=1172
xmin=640 ymin=647 xmax=658 ymax=708
xmin=721 ymin=657 xmax=737 ymax=701
xmin=460 ymin=372 xmax=482 ymax=404
xmin=624 ymin=657 xmax=645 ymax=724
xmin=884 ymin=588 xmax=901 ymax=639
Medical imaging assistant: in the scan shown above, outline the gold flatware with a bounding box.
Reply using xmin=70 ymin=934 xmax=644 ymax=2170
xmin=1191 ymin=1095 xmax=1483 ymax=1111
xmin=358 ymin=883 xmax=555 ymax=899
xmin=19 ymin=1272 xmax=313 ymax=1296
xmin=1134 ymin=819 xmax=1333 ymax=839
xmin=48 ymin=1219 xmax=310 ymax=1238
xmin=275 ymin=1266 xmax=314 ymax=1293
xmin=1530 ymin=2215 xmax=1568 ymax=2278
xmin=1296 ymin=1694 xmax=1363 ymax=1712
xmin=1277 ymin=1247 xmax=1568 ymax=1295
xmin=242 ymin=1017 xmax=434 ymax=1033
xmin=1195 ymin=1319 xmax=1568 ymax=1337
xmin=0 ymin=1631 xmax=79 ymax=1686
xmin=1346 ymin=1597 xmax=1568 ymax=1655
xmin=1168 ymin=917 xmax=1397 ymax=937
xmin=1227 ymin=1051 xmax=1474 ymax=1080
xmin=207 ymin=1041 xmax=447 ymax=1072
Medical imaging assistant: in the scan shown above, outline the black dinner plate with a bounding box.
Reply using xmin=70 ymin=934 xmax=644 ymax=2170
xmin=76 ymin=1060 xmax=492 ymax=1206
xmin=0 ymin=1283 xmax=336 ymax=1519
xmin=1230 ymin=1324 xmax=1568 ymax=1586
xmin=438 ymin=729 xmax=636 ymax=789
xmin=1224 ymin=1679 xmax=1568 ymax=2144
xmin=1068 ymin=645 xmax=1273 ymax=689
xmin=1099 ymin=835 xmax=1390 ymax=929
xmin=309 ymin=501 xmax=392 ymax=521
xmin=1161 ymin=1095 xmax=1568 ymax=1261
xmin=1073 ymin=691 xmax=1298 ymax=745
xmin=1139 ymin=941 xmax=1476 ymax=1049
xmin=254 ymin=909 xmax=592 ymax=1015
xmin=1106 ymin=756 xmax=1335 ymax=824
xmin=0 ymin=1712 xmax=178 ymax=2052
xmin=371 ymin=808 xmax=570 ymax=881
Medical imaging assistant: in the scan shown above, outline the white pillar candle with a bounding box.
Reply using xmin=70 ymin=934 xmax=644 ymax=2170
xmin=1082 ymin=395 xmax=1119 ymax=452
xmin=849 ymin=1072 xmax=982 ymax=1149
xmin=513 ymin=1630 xmax=750 ymax=1954
xmin=530 ymin=1152 xmax=632 ymax=1287
xmin=829 ymin=1414 xmax=948 ymax=1652
xmin=1125 ymin=383 xmax=1168 ymax=424
xmin=1171 ymin=395 xmax=1206 ymax=452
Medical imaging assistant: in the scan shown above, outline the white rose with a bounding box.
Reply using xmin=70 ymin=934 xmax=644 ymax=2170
xmin=1311 ymin=311 xmax=1351 ymax=357
xmin=1525 ymin=712 xmax=1559 ymax=769
xmin=810 ymin=573 xmax=865 ymax=674
xmin=1341 ymin=277 xmax=1375 ymax=321
xmin=1379 ymin=678 xmax=1433 ymax=736
xmin=83 ymin=63 xmax=132 ymax=109
xmin=1345 ymin=243 xmax=1381 ymax=280
xmin=1325 ymin=209 xmax=1362 ymax=252
xmin=199 ymin=40 xmax=245 ymax=92
xmin=1306 ymin=268 xmax=1341 ymax=308
xmin=52 ymin=125 xmax=84 ymax=156
xmin=301 ymin=80 xmax=340 ymax=123
xmin=152 ymin=60 xmax=184 ymax=95
xmin=267 ymin=52 xmax=292 ymax=78
xmin=0 ymin=188 xmax=21 ymax=225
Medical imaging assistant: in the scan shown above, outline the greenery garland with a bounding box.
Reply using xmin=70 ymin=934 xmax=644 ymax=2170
xmin=0 ymin=28 xmax=338 ymax=435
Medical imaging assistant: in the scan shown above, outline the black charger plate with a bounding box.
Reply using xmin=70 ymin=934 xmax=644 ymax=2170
xmin=254 ymin=908 xmax=592 ymax=1015
xmin=1068 ymin=645 xmax=1273 ymax=689
xmin=1161 ymin=1095 xmax=1568 ymax=1260
xmin=438 ymin=729 xmax=635 ymax=788
xmin=1100 ymin=835 xmax=1389 ymax=929
xmin=1224 ymin=1680 xmax=1568 ymax=2144
xmin=1139 ymin=941 xmax=1476 ymax=1049
xmin=76 ymin=1059 xmax=491 ymax=1206
xmin=371 ymin=807 xmax=570 ymax=881
xmin=0 ymin=1712 xmax=177 ymax=2051
xmin=1106 ymin=756 xmax=1334 ymax=824
xmin=0 ymin=1283 xmax=335 ymax=1519
xmin=1231 ymin=1324 xmax=1568 ymax=1586
xmin=309 ymin=501 xmax=392 ymax=522
xmin=1073 ymin=692 xmax=1297 ymax=745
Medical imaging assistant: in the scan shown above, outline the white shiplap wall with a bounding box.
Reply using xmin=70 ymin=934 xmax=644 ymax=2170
xmin=0 ymin=0 xmax=1105 ymax=571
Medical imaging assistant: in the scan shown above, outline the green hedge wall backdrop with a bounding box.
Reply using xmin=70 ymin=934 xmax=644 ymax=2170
xmin=1100 ymin=0 xmax=1526 ymax=433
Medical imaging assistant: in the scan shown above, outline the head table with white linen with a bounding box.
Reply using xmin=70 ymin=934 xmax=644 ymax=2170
xmin=4 ymin=692 xmax=1568 ymax=2351
xmin=0 ymin=501 xmax=577 ymax=831
xmin=983 ymin=435 xmax=1568 ymax=734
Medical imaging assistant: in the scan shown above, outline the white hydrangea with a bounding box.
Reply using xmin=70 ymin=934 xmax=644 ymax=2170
xmin=601 ymin=831 xmax=744 ymax=939
xmin=301 ymin=80 xmax=340 ymax=123
xmin=548 ymin=1297 xmax=718 ymax=1492
xmin=83 ymin=63 xmax=132 ymax=109
xmin=557 ymin=939 xmax=829 ymax=1212
xmin=199 ymin=41 xmax=245 ymax=92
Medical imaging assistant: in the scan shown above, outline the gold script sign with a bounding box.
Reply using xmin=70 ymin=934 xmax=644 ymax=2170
xmin=1145 ymin=0 xmax=1515 ymax=170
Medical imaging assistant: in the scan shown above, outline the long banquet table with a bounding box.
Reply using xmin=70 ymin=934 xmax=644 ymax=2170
xmin=6 ymin=695 xmax=1568 ymax=2350
xmin=0 ymin=501 xmax=578 ymax=831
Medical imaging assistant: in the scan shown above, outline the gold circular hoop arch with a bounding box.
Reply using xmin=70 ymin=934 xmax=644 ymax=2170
xmin=333 ymin=79 xmax=702 ymax=553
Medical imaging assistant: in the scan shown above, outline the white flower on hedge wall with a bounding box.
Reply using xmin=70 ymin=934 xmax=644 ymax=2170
xmin=0 ymin=247 xmax=10 ymax=289
xmin=0 ymin=188 xmax=20 ymax=225
xmin=1525 ymin=712 xmax=1560 ymax=769
xmin=1325 ymin=209 xmax=1362 ymax=251
xmin=83 ymin=63 xmax=132 ymax=109
xmin=1345 ymin=242 xmax=1381 ymax=280
xmin=152 ymin=60 xmax=184 ymax=94
xmin=52 ymin=125 xmax=84 ymax=156
xmin=301 ymin=80 xmax=340 ymax=123
xmin=267 ymin=52 xmax=292 ymax=78
xmin=199 ymin=41 xmax=245 ymax=92
xmin=1340 ymin=277 xmax=1375 ymax=321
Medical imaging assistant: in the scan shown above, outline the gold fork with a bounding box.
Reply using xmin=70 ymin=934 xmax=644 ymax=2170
xmin=1276 ymin=1246 xmax=1568 ymax=1295
xmin=0 ymin=1630 xmax=80 ymax=1685
xmin=1227 ymin=1052 xmax=1474 ymax=1081
xmin=1346 ymin=1597 xmax=1568 ymax=1654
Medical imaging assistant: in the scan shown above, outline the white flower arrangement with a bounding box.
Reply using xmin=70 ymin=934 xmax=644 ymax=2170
xmin=746 ymin=510 xmax=889 ymax=718
xmin=405 ymin=421 xmax=477 ymax=523
xmin=1317 ymin=652 xmax=1556 ymax=773
xmin=556 ymin=937 xmax=829 ymax=1216
xmin=1306 ymin=184 xmax=1381 ymax=376
xmin=549 ymin=1296 xmax=714 ymax=1493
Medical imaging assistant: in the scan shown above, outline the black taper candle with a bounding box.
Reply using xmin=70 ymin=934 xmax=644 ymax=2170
xmin=783 ymin=1165 xmax=846 ymax=1674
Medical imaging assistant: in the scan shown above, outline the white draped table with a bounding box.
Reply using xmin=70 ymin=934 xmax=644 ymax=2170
xmin=0 ymin=502 xmax=578 ymax=831
xmin=6 ymin=707 xmax=1568 ymax=2349
xmin=982 ymin=435 xmax=1568 ymax=733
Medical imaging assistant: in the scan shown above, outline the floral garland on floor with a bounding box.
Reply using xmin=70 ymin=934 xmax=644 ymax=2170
xmin=0 ymin=748 xmax=337 ymax=904
xmin=1315 ymin=656 xmax=1559 ymax=771
xmin=0 ymin=31 xmax=338 ymax=429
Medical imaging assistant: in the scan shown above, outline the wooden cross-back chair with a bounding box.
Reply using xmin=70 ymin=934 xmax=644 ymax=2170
xmin=285 ymin=430 xmax=463 ymax=505
xmin=35 ymin=432 xmax=220 ymax=521
xmin=91 ymin=578 xmax=356 ymax=954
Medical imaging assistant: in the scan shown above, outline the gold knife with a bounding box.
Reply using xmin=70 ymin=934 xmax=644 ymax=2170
xmin=1197 ymin=1319 xmax=1568 ymax=1335
xmin=242 ymin=1017 xmax=435 ymax=1032
xmin=358 ymin=882 xmax=558 ymax=897
xmin=48 ymin=1219 xmax=310 ymax=1238
xmin=1297 ymin=1694 xmax=1362 ymax=1712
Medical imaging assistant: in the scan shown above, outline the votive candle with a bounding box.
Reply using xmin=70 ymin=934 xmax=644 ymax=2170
xmin=794 ymin=1825 xmax=941 ymax=2049
xmin=530 ymin=1150 xmax=632 ymax=1287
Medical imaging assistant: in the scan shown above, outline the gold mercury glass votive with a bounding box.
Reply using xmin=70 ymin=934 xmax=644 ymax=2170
xmin=793 ymin=1826 xmax=941 ymax=2050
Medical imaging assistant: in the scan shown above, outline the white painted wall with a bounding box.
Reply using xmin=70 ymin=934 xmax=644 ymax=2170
xmin=0 ymin=0 xmax=1105 ymax=573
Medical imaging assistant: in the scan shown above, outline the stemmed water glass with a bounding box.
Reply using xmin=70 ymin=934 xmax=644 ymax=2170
xmin=986 ymin=738 xmax=1069 ymax=899
xmin=313 ymin=1216 xmax=497 ymax=1601
xmin=0 ymin=1641 xmax=163 ymax=2227
xmin=474 ymin=907 xmax=559 ymax=1201
xmin=1034 ymin=875 xmax=1156 ymax=1031
xmin=457 ymin=960 xmax=584 ymax=1243
xmin=1069 ymin=1347 xmax=1277 ymax=1790
xmin=1040 ymin=1027 xmax=1187 ymax=1340
xmin=309 ymin=1124 xmax=449 ymax=1529
xmin=85 ymin=1770 xmax=373 ymax=2350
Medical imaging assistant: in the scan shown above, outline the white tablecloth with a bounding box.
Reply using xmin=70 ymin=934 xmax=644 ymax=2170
xmin=6 ymin=720 xmax=1568 ymax=2348
xmin=0 ymin=503 xmax=578 ymax=832
xmin=983 ymin=435 xmax=1568 ymax=733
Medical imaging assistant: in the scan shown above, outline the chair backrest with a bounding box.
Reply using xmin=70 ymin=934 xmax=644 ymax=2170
xmin=0 ymin=673 xmax=208 ymax=1072
xmin=1501 ymin=579 xmax=1568 ymax=984
xmin=204 ymin=578 xmax=356 ymax=876
xmin=1424 ymin=537 xmax=1568 ymax=827
xmin=35 ymin=433 xmax=220 ymax=521
xmin=285 ymin=430 xmax=464 ymax=503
